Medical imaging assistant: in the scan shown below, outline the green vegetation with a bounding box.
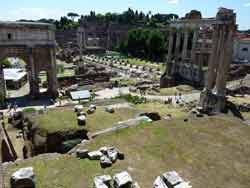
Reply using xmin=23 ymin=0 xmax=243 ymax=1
xmin=36 ymin=107 xmax=139 ymax=133
xmin=19 ymin=8 xmax=178 ymax=31
xmin=0 ymin=58 xmax=12 ymax=68
xmin=119 ymin=29 xmax=166 ymax=61
xmin=22 ymin=108 xmax=37 ymax=114
xmin=5 ymin=115 xmax=250 ymax=188
xmin=120 ymin=94 xmax=147 ymax=104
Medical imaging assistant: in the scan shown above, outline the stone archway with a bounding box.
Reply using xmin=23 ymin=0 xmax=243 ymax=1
xmin=0 ymin=22 xmax=58 ymax=105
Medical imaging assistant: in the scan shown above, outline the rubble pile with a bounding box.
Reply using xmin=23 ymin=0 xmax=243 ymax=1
xmin=10 ymin=167 xmax=36 ymax=188
xmin=76 ymin=146 xmax=124 ymax=168
xmin=227 ymin=74 xmax=250 ymax=95
xmin=154 ymin=171 xmax=192 ymax=188
xmin=94 ymin=171 xmax=140 ymax=188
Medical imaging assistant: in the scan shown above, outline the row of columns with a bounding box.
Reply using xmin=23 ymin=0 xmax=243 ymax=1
xmin=200 ymin=23 xmax=235 ymax=112
xmin=166 ymin=29 xmax=199 ymax=63
xmin=165 ymin=29 xmax=199 ymax=76
xmin=205 ymin=25 xmax=234 ymax=96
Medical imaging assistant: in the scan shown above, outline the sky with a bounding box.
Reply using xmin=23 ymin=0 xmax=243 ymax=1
xmin=0 ymin=0 xmax=249 ymax=30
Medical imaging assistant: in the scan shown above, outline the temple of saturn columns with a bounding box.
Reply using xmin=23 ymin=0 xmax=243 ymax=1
xmin=161 ymin=8 xmax=236 ymax=112
xmin=0 ymin=21 xmax=58 ymax=105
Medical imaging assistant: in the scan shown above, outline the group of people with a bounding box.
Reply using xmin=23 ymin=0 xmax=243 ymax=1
xmin=7 ymin=102 xmax=18 ymax=113
xmin=165 ymin=92 xmax=183 ymax=105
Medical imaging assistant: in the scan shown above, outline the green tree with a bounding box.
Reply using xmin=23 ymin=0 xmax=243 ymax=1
xmin=147 ymin=30 xmax=165 ymax=60
xmin=67 ymin=12 xmax=79 ymax=21
xmin=0 ymin=58 xmax=12 ymax=68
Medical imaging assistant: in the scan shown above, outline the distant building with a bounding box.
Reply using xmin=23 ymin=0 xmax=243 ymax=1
xmin=233 ymin=33 xmax=250 ymax=64
xmin=3 ymin=68 xmax=27 ymax=89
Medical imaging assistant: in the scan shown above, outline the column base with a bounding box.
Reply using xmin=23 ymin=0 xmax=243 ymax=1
xmin=199 ymin=89 xmax=227 ymax=113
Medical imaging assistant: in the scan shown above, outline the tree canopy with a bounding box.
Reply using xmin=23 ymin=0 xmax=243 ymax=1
xmin=119 ymin=28 xmax=167 ymax=61
xmin=18 ymin=8 xmax=179 ymax=30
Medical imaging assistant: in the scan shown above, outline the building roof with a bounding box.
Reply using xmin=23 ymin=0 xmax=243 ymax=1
xmin=70 ymin=90 xmax=91 ymax=100
xmin=3 ymin=68 xmax=27 ymax=81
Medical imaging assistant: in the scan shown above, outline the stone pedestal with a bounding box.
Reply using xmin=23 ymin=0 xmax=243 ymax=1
xmin=199 ymin=89 xmax=218 ymax=113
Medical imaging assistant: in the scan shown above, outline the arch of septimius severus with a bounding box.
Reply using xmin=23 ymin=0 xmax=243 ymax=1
xmin=161 ymin=8 xmax=236 ymax=112
xmin=0 ymin=21 xmax=58 ymax=105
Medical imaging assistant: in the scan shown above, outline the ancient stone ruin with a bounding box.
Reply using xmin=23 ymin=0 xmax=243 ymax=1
xmin=161 ymin=8 xmax=236 ymax=90
xmin=160 ymin=8 xmax=236 ymax=112
xmin=0 ymin=21 xmax=58 ymax=106
xmin=200 ymin=8 xmax=236 ymax=112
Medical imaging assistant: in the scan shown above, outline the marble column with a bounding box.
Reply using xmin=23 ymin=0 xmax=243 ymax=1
xmin=197 ymin=32 xmax=207 ymax=83
xmin=28 ymin=48 xmax=39 ymax=97
xmin=215 ymin=27 xmax=234 ymax=97
xmin=191 ymin=30 xmax=198 ymax=64
xmin=181 ymin=30 xmax=189 ymax=61
xmin=175 ymin=31 xmax=181 ymax=60
xmin=167 ymin=30 xmax=174 ymax=63
xmin=47 ymin=48 xmax=58 ymax=98
xmin=166 ymin=29 xmax=175 ymax=75
xmin=205 ymin=25 xmax=221 ymax=91
xmin=78 ymin=29 xmax=83 ymax=60
xmin=190 ymin=30 xmax=198 ymax=78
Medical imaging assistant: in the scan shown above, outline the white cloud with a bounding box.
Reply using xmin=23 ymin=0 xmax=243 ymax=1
xmin=243 ymin=2 xmax=250 ymax=7
xmin=166 ymin=0 xmax=179 ymax=5
xmin=0 ymin=8 xmax=64 ymax=21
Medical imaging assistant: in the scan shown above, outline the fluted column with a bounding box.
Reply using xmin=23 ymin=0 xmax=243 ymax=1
xmin=165 ymin=29 xmax=175 ymax=75
xmin=28 ymin=48 xmax=39 ymax=97
xmin=182 ymin=30 xmax=189 ymax=60
xmin=215 ymin=27 xmax=234 ymax=96
xmin=167 ymin=30 xmax=174 ymax=63
xmin=205 ymin=25 xmax=221 ymax=91
xmin=197 ymin=32 xmax=207 ymax=82
xmin=175 ymin=31 xmax=181 ymax=60
xmin=191 ymin=30 xmax=198 ymax=63
xmin=78 ymin=29 xmax=83 ymax=60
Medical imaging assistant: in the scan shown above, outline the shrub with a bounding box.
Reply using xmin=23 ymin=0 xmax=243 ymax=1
xmin=23 ymin=108 xmax=37 ymax=114
xmin=121 ymin=94 xmax=147 ymax=104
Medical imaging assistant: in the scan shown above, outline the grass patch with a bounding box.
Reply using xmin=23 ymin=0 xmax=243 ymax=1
xmin=136 ymin=102 xmax=188 ymax=118
xmin=36 ymin=107 xmax=139 ymax=133
xmin=5 ymin=115 xmax=250 ymax=188
xmin=22 ymin=107 xmax=37 ymax=114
